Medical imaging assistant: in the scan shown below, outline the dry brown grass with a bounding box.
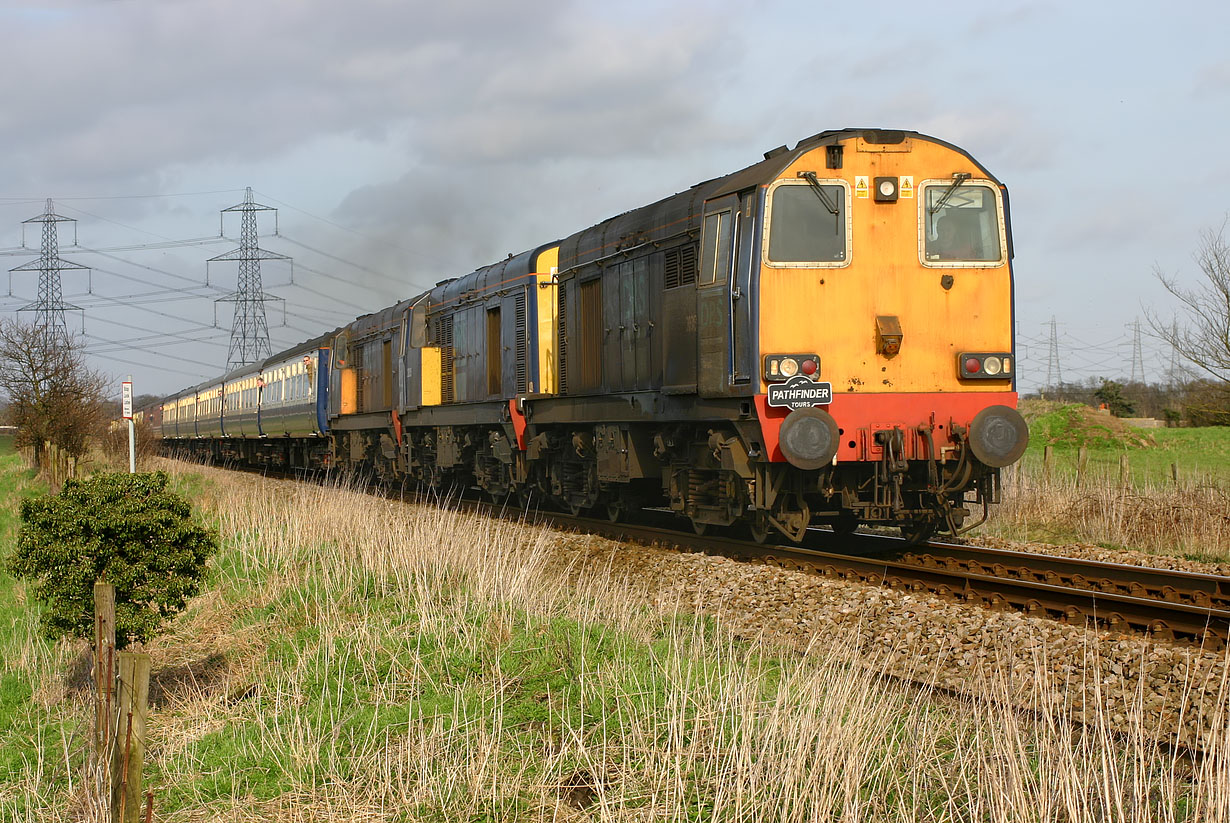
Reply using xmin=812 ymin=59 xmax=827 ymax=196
xmin=988 ymin=462 xmax=1230 ymax=562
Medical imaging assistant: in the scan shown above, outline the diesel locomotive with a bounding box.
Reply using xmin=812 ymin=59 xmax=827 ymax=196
xmin=151 ymin=128 xmax=1028 ymax=543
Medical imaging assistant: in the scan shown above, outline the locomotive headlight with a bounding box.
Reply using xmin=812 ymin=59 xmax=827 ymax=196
xmin=874 ymin=176 xmax=899 ymax=202
xmin=959 ymin=352 xmax=1014 ymax=379
xmin=765 ymin=354 xmax=821 ymax=382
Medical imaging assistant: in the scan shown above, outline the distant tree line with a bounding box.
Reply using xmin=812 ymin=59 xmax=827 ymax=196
xmin=1031 ymin=219 xmax=1230 ymax=427
xmin=1028 ymin=377 xmax=1227 ymax=425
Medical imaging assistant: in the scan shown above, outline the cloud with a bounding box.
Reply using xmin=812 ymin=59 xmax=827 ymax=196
xmin=964 ymin=2 xmax=1054 ymax=37
xmin=1193 ymin=59 xmax=1230 ymax=99
xmin=0 ymin=0 xmax=580 ymax=191
xmin=332 ymin=4 xmax=743 ymax=280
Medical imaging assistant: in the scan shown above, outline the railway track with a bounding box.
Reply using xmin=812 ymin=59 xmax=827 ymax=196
xmin=510 ymin=506 xmax=1230 ymax=648
xmin=223 ymin=460 xmax=1230 ymax=647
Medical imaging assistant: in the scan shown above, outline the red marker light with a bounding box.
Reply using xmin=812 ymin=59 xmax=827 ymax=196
xmin=965 ymin=357 xmax=982 ymax=374
xmin=801 ymin=358 xmax=818 ymax=376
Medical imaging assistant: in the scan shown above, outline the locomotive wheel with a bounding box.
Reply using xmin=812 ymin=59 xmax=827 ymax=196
xmin=516 ymin=487 xmax=537 ymax=514
xmin=901 ymin=520 xmax=937 ymax=546
xmin=606 ymin=498 xmax=626 ymax=523
xmin=748 ymin=514 xmax=772 ymax=544
xmin=830 ymin=510 xmax=859 ymax=536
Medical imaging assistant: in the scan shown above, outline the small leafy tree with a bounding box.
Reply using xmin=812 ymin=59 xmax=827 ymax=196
xmin=0 ymin=320 xmax=108 ymax=466
xmin=6 ymin=471 xmax=217 ymax=648
xmin=1094 ymin=379 xmax=1135 ymax=417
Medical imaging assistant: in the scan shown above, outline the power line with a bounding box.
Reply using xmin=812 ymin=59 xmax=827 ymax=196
xmin=81 ymin=334 xmax=216 ymax=379
xmin=0 ymin=188 xmax=242 ymax=203
xmin=277 ymin=234 xmax=432 ymax=293
xmin=253 ymin=189 xmax=450 ymax=268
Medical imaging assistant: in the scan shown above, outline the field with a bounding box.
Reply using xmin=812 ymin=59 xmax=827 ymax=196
xmin=976 ymin=405 xmax=1230 ymax=562
xmin=1015 ymin=402 xmax=1230 ymax=485
xmin=2 ymin=442 xmax=1229 ymax=821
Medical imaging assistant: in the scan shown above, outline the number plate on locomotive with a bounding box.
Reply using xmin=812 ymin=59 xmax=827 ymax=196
xmin=767 ymin=375 xmax=833 ymax=409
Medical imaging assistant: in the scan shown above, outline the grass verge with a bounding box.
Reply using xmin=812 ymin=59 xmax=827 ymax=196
xmin=975 ymin=406 xmax=1230 ymax=560
xmin=1 ymin=457 xmax=1229 ymax=821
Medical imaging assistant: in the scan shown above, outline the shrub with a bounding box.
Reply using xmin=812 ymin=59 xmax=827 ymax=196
xmin=1094 ymin=379 xmax=1135 ymax=417
xmin=6 ymin=471 xmax=217 ymax=648
xmin=99 ymin=417 xmax=159 ymax=467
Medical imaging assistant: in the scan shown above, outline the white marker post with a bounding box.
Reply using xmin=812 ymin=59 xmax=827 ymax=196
xmin=122 ymin=377 xmax=135 ymax=474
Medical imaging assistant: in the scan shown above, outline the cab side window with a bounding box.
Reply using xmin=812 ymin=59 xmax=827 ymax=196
xmin=700 ymin=210 xmax=734 ymax=285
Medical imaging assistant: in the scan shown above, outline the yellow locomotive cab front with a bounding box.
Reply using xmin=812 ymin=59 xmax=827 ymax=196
xmin=753 ymin=130 xmax=1026 ymax=538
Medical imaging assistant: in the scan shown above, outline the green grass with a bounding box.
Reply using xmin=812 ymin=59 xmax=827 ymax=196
xmin=0 ymin=439 xmax=82 ymax=820
xmin=3 ymin=454 xmax=1228 ymax=820
xmin=1020 ymin=404 xmax=1230 ymax=487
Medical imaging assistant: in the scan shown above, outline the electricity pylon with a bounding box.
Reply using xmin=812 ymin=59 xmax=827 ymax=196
xmin=9 ymin=199 xmax=89 ymax=341
xmin=209 ymin=188 xmax=289 ymax=371
xmin=1045 ymin=316 xmax=1063 ymax=395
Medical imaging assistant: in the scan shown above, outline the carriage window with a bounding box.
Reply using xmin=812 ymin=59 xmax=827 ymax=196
xmin=924 ymin=184 xmax=1002 ymax=262
xmin=700 ymin=210 xmax=733 ymax=285
xmin=767 ymin=182 xmax=847 ymax=264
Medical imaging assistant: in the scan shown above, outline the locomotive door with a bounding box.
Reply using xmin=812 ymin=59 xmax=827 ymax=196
xmin=603 ymin=259 xmax=651 ymax=391
xmin=697 ymin=194 xmax=740 ymax=397
xmin=731 ymin=191 xmax=755 ymax=385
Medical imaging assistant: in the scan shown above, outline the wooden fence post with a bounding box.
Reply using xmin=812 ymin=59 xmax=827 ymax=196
xmin=94 ymin=583 xmax=116 ymax=764
xmin=1077 ymin=446 xmax=1088 ymax=487
xmin=1043 ymin=445 xmax=1053 ymax=480
xmin=110 ymin=652 xmax=150 ymax=823
xmin=1119 ymin=453 xmax=1131 ymax=488
xmin=1171 ymin=462 xmax=1179 ymax=486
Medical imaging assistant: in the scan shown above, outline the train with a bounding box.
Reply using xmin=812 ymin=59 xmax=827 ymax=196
xmin=147 ymin=128 xmax=1028 ymax=544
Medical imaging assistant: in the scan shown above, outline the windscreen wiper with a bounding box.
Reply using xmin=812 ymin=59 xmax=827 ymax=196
xmin=799 ymin=171 xmax=839 ymax=214
xmin=928 ymin=172 xmax=972 ymax=214
xmin=798 ymin=170 xmax=841 ymax=234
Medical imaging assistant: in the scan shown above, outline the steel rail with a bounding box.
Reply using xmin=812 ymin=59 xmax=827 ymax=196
xmin=902 ymin=540 xmax=1230 ymax=610
xmin=535 ymin=512 xmax=1230 ymax=647
xmin=806 ymin=530 xmax=1230 ymax=610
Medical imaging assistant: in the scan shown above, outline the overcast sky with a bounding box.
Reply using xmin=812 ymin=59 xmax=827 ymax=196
xmin=0 ymin=0 xmax=1226 ymax=398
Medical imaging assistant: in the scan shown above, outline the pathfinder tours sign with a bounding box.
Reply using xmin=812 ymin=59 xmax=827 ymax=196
xmin=766 ymin=375 xmax=833 ymax=410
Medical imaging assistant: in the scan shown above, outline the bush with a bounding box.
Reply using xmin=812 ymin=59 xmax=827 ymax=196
xmin=1093 ymin=379 xmax=1135 ymax=417
xmin=6 ymin=471 xmax=217 ymax=648
xmin=99 ymin=417 xmax=159 ymax=467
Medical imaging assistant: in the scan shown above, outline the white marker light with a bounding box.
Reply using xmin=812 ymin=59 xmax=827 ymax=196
xmin=779 ymin=357 xmax=799 ymax=377
xmin=983 ymin=356 xmax=1003 ymax=375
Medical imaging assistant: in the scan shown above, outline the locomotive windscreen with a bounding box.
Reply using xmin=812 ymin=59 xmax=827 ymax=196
xmin=767 ymin=182 xmax=848 ymax=264
xmin=924 ymin=185 xmax=1002 ymax=262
